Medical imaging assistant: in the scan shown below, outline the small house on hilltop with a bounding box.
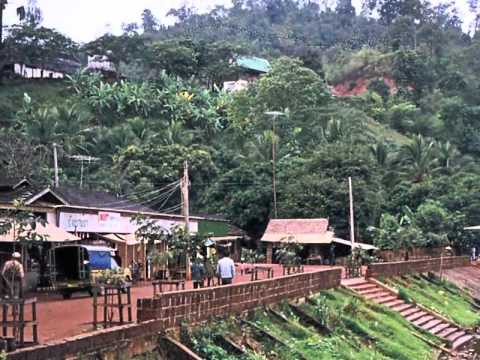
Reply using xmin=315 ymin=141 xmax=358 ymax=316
xmin=2 ymin=58 xmax=81 ymax=80
xmin=261 ymin=218 xmax=376 ymax=264
xmin=224 ymin=56 xmax=271 ymax=92
xmin=87 ymin=54 xmax=118 ymax=80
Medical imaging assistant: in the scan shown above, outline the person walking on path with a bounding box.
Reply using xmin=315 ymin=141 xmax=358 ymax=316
xmin=217 ymin=252 xmax=235 ymax=285
xmin=191 ymin=257 xmax=205 ymax=289
xmin=204 ymin=256 xmax=217 ymax=287
xmin=2 ymin=252 xmax=24 ymax=298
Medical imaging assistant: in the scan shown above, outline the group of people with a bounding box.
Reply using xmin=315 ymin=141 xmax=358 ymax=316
xmin=191 ymin=252 xmax=236 ymax=288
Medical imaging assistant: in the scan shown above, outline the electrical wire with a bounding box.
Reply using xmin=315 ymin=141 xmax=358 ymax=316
xmin=122 ymin=182 xmax=181 ymax=209
xmin=98 ymin=181 xmax=180 ymax=207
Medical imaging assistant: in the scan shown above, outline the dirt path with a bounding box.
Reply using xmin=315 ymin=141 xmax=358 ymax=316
xmin=441 ymin=265 xmax=480 ymax=299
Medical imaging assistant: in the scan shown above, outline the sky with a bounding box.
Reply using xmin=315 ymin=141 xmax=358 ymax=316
xmin=3 ymin=0 xmax=474 ymax=43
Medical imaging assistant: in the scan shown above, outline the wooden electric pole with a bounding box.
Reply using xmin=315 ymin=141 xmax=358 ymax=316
xmin=53 ymin=143 xmax=59 ymax=188
xmin=348 ymin=177 xmax=355 ymax=245
xmin=181 ymin=161 xmax=191 ymax=280
xmin=265 ymin=111 xmax=285 ymax=219
xmin=0 ymin=0 xmax=4 ymax=47
xmin=181 ymin=161 xmax=190 ymax=233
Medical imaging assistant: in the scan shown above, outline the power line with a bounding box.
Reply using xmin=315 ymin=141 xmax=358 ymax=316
xmin=99 ymin=181 xmax=180 ymax=208
xmin=122 ymin=182 xmax=181 ymax=209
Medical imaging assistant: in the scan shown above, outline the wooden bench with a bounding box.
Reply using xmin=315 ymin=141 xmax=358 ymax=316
xmin=153 ymin=280 xmax=186 ymax=296
xmin=250 ymin=266 xmax=274 ymax=281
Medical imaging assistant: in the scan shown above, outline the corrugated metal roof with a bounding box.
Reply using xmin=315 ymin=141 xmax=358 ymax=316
xmin=236 ymin=56 xmax=271 ymax=73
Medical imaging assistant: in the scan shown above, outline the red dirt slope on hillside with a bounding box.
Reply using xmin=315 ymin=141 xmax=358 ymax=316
xmin=331 ymin=75 xmax=398 ymax=97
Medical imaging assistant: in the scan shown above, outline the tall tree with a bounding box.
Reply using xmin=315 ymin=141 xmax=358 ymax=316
xmin=141 ymin=9 xmax=158 ymax=33
xmin=364 ymin=0 xmax=423 ymax=25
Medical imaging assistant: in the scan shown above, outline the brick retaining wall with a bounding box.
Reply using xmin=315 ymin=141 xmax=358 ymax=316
xmin=366 ymin=256 xmax=470 ymax=278
xmin=377 ymin=246 xmax=445 ymax=262
xmin=137 ymin=268 xmax=342 ymax=326
xmin=7 ymin=268 xmax=341 ymax=359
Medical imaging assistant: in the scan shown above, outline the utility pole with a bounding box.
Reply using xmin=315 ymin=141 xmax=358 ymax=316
xmin=265 ymin=111 xmax=285 ymax=219
xmin=348 ymin=177 xmax=355 ymax=245
xmin=0 ymin=0 xmax=4 ymax=46
xmin=181 ymin=160 xmax=191 ymax=280
xmin=181 ymin=160 xmax=190 ymax=233
xmin=53 ymin=143 xmax=59 ymax=188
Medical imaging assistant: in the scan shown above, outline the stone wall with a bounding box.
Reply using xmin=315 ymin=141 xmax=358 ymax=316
xmin=137 ymin=268 xmax=342 ymax=326
xmin=366 ymin=256 xmax=470 ymax=278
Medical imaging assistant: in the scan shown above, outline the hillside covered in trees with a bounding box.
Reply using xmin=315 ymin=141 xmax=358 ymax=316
xmin=1 ymin=0 xmax=480 ymax=252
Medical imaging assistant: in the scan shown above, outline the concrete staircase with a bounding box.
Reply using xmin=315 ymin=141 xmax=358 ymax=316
xmin=342 ymin=278 xmax=474 ymax=351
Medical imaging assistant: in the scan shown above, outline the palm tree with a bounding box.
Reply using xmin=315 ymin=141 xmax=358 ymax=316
xmin=400 ymin=135 xmax=438 ymax=183
xmin=369 ymin=141 xmax=389 ymax=167
xmin=436 ymin=141 xmax=459 ymax=169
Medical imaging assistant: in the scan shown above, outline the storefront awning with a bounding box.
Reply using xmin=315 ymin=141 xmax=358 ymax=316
xmin=333 ymin=238 xmax=377 ymax=250
xmin=209 ymin=236 xmax=240 ymax=242
xmin=100 ymin=233 xmax=139 ymax=246
xmin=0 ymin=222 xmax=80 ymax=242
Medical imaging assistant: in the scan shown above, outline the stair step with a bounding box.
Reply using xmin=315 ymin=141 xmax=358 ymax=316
xmin=412 ymin=315 xmax=435 ymax=327
xmin=437 ymin=327 xmax=459 ymax=339
xmin=376 ymin=296 xmax=398 ymax=305
xmin=452 ymin=335 xmax=474 ymax=350
xmin=392 ymin=303 xmax=413 ymax=312
xmin=421 ymin=319 xmax=443 ymax=331
xmin=343 ymin=278 xmax=369 ymax=287
xmin=383 ymin=299 xmax=405 ymax=308
xmin=358 ymin=287 xmax=384 ymax=295
xmin=400 ymin=307 xmax=420 ymax=317
xmin=406 ymin=311 xmax=428 ymax=322
xmin=429 ymin=322 xmax=451 ymax=335
xmin=446 ymin=330 xmax=466 ymax=342
xmin=365 ymin=291 xmax=391 ymax=300
xmin=350 ymin=283 xmax=377 ymax=291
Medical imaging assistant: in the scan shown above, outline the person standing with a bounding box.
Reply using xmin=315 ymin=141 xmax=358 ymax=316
xmin=217 ymin=252 xmax=235 ymax=285
xmin=204 ymin=256 xmax=216 ymax=287
xmin=2 ymin=252 xmax=24 ymax=298
xmin=329 ymin=244 xmax=336 ymax=265
xmin=191 ymin=258 xmax=205 ymax=289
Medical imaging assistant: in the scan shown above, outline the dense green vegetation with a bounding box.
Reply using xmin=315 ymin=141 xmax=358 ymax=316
xmin=2 ymin=0 xmax=480 ymax=252
xmin=181 ymin=289 xmax=438 ymax=359
xmin=385 ymin=275 xmax=480 ymax=328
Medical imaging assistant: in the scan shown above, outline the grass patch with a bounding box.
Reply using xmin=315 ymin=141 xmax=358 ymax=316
xmin=385 ymin=275 xmax=480 ymax=328
xmin=302 ymin=288 xmax=437 ymax=360
xmin=173 ymin=288 xmax=437 ymax=360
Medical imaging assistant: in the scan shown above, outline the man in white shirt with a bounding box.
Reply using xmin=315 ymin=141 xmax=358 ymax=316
xmin=216 ymin=253 xmax=235 ymax=285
